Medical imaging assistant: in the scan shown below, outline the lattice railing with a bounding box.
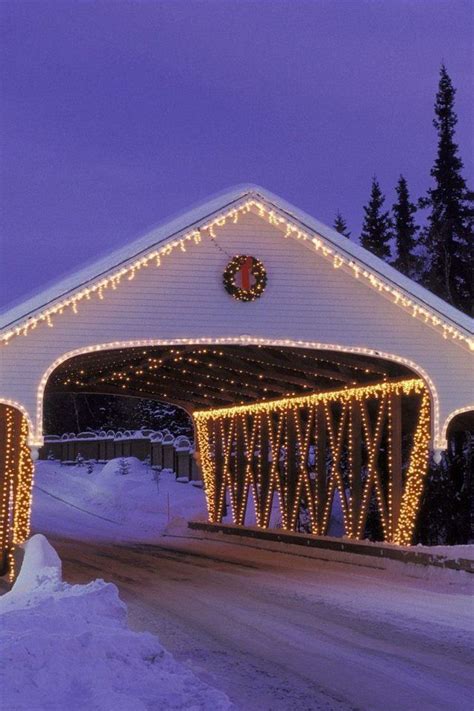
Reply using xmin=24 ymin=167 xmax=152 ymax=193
xmin=194 ymin=379 xmax=431 ymax=545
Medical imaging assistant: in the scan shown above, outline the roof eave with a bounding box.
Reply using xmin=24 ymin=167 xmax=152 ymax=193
xmin=1 ymin=184 xmax=472 ymax=341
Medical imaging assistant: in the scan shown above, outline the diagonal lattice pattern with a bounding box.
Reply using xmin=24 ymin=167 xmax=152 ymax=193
xmin=194 ymin=379 xmax=431 ymax=545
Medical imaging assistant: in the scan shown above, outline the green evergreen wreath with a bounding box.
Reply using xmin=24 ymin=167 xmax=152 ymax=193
xmin=223 ymin=255 xmax=267 ymax=302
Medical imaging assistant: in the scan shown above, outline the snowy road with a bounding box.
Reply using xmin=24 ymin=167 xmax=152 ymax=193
xmin=54 ymin=534 xmax=473 ymax=711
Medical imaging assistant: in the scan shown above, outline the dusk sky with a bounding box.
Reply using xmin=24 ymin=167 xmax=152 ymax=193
xmin=1 ymin=0 xmax=472 ymax=310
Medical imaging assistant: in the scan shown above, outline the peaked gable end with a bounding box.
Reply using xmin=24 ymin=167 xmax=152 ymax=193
xmin=1 ymin=187 xmax=472 ymax=351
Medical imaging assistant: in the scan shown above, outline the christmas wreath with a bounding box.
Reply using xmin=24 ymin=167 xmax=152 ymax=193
xmin=223 ymin=255 xmax=267 ymax=302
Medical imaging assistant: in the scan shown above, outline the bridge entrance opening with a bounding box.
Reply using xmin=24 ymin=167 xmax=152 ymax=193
xmin=39 ymin=343 xmax=429 ymax=546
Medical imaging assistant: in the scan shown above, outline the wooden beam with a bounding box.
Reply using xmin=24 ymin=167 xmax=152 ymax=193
xmin=307 ymin=349 xmax=390 ymax=377
xmin=315 ymin=404 xmax=327 ymax=534
xmin=235 ymin=416 xmax=247 ymax=525
xmin=259 ymin=413 xmax=270 ymax=527
xmin=199 ymin=353 xmax=320 ymax=392
xmin=60 ymin=360 xmax=260 ymax=405
xmin=159 ymin=362 xmax=265 ymax=399
xmin=389 ymin=393 xmax=403 ymax=535
xmin=228 ymin=346 xmax=352 ymax=384
xmin=76 ymin=347 xmax=195 ymax=387
xmin=286 ymin=409 xmax=299 ymax=529
xmin=349 ymin=399 xmax=362 ymax=532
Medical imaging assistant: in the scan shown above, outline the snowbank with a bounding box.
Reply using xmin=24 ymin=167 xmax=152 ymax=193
xmin=12 ymin=533 xmax=62 ymax=595
xmin=31 ymin=460 xmax=474 ymax=564
xmin=31 ymin=460 xmax=353 ymax=545
xmin=0 ymin=535 xmax=232 ymax=711
xmin=31 ymin=459 xmax=208 ymax=543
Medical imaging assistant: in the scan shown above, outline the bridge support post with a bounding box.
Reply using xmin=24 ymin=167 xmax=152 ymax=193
xmin=315 ymin=405 xmax=327 ymax=535
xmin=0 ymin=403 xmax=34 ymax=578
xmin=389 ymin=393 xmax=403 ymax=537
xmin=349 ymin=399 xmax=362 ymax=537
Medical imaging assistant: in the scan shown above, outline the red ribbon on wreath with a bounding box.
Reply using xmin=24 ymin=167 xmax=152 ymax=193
xmin=223 ymin=255 xmax=267 ymax=302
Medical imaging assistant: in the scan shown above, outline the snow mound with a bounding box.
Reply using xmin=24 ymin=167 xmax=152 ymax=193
xmin=12 ymin=533 xmax=62 ymax=596
xmin=92 ymin=457 xmax=153 ymax=519
xmin=31 ymin=460 xmax=208 ymax=543
xmin=0 ymin=535 xmax=232 ymax=711
xmin=100 ymin=456 xmax=143 ymax=479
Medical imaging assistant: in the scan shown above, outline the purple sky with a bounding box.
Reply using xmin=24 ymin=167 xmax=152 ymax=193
xmin=1 ymin=0 xmax=472 ymax=310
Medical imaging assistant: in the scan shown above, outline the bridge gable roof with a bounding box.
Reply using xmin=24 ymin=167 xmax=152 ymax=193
xmin=1 ymin=184 xmax=472 ymax=348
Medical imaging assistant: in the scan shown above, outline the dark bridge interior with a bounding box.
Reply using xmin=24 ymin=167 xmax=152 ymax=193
xmin=46 ymin=344 xmax=414 ymax=412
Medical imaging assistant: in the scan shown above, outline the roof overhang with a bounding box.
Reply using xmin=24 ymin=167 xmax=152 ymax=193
xmin=1 ymin=184 xmax=472 ymax=350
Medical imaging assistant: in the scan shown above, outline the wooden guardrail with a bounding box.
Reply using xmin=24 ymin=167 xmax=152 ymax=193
xmin=187 ymin=521 xmax=474 ymax=573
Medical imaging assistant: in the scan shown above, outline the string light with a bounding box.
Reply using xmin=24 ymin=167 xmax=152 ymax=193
xmin=320 ymin=400 xmax=350 ymax=536
xmin=195 ymin=378 xmax=425 ymax=420
xmin=342 ymin=400 xmax=356 ymax=536
xmin=0 ymin=399 xmax=35 ymax=446
xmin=0 ymin=198 xmax=471 ymax=351
xmin=356 ymin=396 xmax=389 ymax=540
xmin=393 ymin=388 xmax=431 ymax=545
xmin=266 ymin=410 xmax=287 ymax=529
xmin=291 ymin=407 xmax=316 ymax=532
xmin=440 ymin=405 xmax=474 ymax=447
xmin=217 ymin=418 xmax=238 ymax=522
xmin=223 ymin=255 xmax=267 ymax=301
xmin=0 ymin=404 xmax=34 ymax=579
xmin=240 ymin=414 xmax=260 ymax=525
xmin=0 ymin=407 xmax=13 ymax=567
xmin=32 ymin=337 xmax=443 ymax=447
xmin=194 ymin=378 xmax=431 ymax=546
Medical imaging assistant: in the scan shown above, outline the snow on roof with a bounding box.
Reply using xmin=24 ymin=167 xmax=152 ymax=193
xmin=1 ymin=184 xmax=472 ymax=340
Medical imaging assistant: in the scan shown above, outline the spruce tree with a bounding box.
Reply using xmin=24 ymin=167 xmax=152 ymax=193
xmin=421 ymin=65 xmax=473 ymax=314
xmin=333 ymin=211 xmax=351 ymax=238
xmin=391 ymin=175 xmax=420 ymax=278
xmin=360 ymin=178 xmax=392 ymax=260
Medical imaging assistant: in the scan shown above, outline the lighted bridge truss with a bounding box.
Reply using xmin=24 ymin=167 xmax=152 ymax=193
xmin=194 ymin=378 xmax=431 ymax=545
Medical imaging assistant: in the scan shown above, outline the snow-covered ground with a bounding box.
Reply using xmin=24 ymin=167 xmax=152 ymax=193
xmin=31 ymin=459 xmax=474 ymax=562
xmin=1 ymin=535 xmax=231 ymax=710
xmin=52 ymin=534 xmax=473 ymax=711
xmin=2 ymin=459 xmax=473 ymax=710
xmin=30 ymin=459 xmax=347 ymax=544
xmin=31 ymin=458 xmax=209 ymax=543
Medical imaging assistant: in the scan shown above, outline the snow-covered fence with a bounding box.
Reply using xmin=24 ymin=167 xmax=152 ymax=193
xmin=40 ymin=433 xmax=77 ymax=462
xmin=113 ymin=431 xmax=151 ymax=461
xmin=40 ymin=434 xmax=61 ymax=461
xmin=102 ymin=430 xmax=116 ymax=461
xmin=150 ymin=431 xmax=164 ymax=469
xmin=42 ymin=432 xmax=101 ymax=462
xmin=161 ymin=433 xmax=175 ymax=472
xmin=174 ymin=436 xmax=192 ymax=480
xmin=74 ymin=432 xmax=99 ymax=461
xmin=39 ymin=430 xmax=201 ymax=481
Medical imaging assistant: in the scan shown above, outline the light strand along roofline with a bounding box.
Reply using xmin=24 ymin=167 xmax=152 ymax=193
xmin=1 ymin=186 xmax=472 ymax=350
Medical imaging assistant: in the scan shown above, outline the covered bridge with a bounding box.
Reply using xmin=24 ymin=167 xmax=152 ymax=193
xmin=1 ymin=185 xmax=472 ymax=570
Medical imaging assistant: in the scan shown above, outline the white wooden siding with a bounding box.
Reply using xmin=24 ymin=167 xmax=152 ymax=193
xmin=1 ymin=211 xmax=472 ymax=446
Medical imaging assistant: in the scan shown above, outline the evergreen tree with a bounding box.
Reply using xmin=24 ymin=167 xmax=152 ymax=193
xmin=391 ymin=175 xmax=420 ymax=278
xmin=333 ymin=211 xmax=351 ymax=238
xmin=360 ymin=178 xmax=392 ymax=260
xmin=44 ymin=393 xmax=192 ymax=437
xmin=116 ymin=457 xmax=130 ymax=476
xmin=415 ymin=432 xmax=472 ymax=545
xmin=421 ymin=65 xmax=473 ymax=314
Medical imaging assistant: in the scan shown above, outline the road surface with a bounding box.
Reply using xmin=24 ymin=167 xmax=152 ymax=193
xmin=53 ymin=533 xmax=473 ymax=711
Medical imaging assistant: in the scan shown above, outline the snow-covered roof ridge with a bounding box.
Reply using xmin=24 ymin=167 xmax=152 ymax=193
xmin=252 ymin=185 xmax=472 ymax=335
xmin=1 ymin=184 xmax=472 ymax=342
xmin=0 ymin=185 xmax=252 ymax=329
